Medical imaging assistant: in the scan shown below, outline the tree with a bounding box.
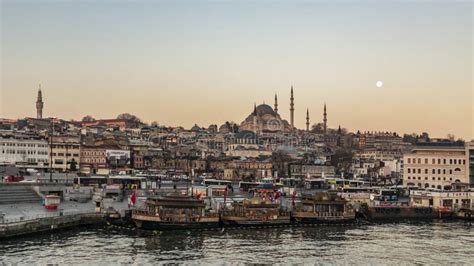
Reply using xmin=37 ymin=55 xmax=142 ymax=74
xmin=330 ymin=149 xmax=353 ymax=174
xmin=271 ymin=150 xmax=292 ymax=178
xmin=68 ymin=158 xmax=77 ymax=172
xmin=447 ymin=134 xmax=455 ymax=142
xmin=311 ymin=123 xmax=324 ymax=134
xmin=117 ymin=113 xmax=142 ymax=123
xmin=82 ymin=115 xmax=95 ymax=122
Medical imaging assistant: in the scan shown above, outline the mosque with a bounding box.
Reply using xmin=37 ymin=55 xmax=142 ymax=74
xmin=239 ymin=86 xmax=327 ymax=134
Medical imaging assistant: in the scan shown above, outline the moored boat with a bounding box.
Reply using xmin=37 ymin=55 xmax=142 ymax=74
xmin=131 ymin=192 xmax=219 ymax=230
xmin=292 ymin=192 xmax=356 ymax=224
xmin=366 ymin=205 xmax=441 ymax=220
xmin=221 ymin=197 xmax=290 ymax=226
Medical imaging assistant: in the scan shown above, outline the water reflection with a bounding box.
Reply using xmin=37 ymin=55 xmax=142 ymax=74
xmin=1 ymin=222 xmax=473 ymax=264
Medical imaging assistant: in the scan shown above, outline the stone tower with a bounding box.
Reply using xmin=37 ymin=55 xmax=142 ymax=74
xmin=306 ymin=108 xmax=310 ymax=132
xmin=290 ymin=86 xmax=294 ymax=130
xmin=274 ymin=93 xmax=278 ymax=114
xmin=253 ymin=103 xmax=258 ymax=133
xmin=323 ymin=103 xmax=327 ymax=136
xmin=36 ymin=84 xmax=44 ymax=119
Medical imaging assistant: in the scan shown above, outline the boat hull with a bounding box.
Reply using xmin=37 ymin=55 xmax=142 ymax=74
xmin=134 ymin=220 xmax=219 ymax=230
xmin=292 ymin=212 xmax=356 ymax=224
xmin=221 ymin=216 xmax=291 ymax=226
xmin=367 ymin=207 xmax=449 ymax=220
xmin=132 ymin=214 xmax=219 ymax=230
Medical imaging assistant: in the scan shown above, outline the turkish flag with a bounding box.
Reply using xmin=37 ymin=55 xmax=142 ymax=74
xmin=131 ymin=191 xmax=137 ymax=205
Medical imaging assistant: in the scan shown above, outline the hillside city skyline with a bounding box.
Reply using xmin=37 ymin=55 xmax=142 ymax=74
xmin=0 ymin=85 xmax=469 ymax=141
xmin=1 ymin=1 xmax=472 ymax=140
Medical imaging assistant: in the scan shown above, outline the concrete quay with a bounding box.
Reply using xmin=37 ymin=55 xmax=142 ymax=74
xmin=0 ymin=212 xmax=104 ymax=239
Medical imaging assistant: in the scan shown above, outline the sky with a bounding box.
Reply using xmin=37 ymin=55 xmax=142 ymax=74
xmin=1 ymin=0 xmax=472 ymax=140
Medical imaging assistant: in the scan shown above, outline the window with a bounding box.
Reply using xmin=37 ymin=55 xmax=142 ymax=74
xmin=418 ymin=158 xmax=421 ymax=164
xmin=450 ymin=159 xmax=452 ymax=164
xmin=418 ymin=169 xmax=421 ymax=174
xmin=432 ymin=169 xmax=436 ymax=174
xmin=438 ymin=159 xmax=441 ymax=164
xmin=443 ymin=169 xmax=446 ymax=174
xmin=425 ymin=158 xmax=428 ymax=164
xmin=438 ymin=169 xmax=441 ymax=174
xmin=443 ymin=159 xmax=446 ymax=164
xmin=425 ymin=169 xmax=428 ymax=174
xmin=408 ymin=158 xmax=411 ymax=163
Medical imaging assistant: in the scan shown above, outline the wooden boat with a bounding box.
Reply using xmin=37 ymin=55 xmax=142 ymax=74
xmin=221 ymin=197 xmax=290 ymax=226
xmin=131 ymin=192 xmax=219 ymax=230
xmin=292 ymin=192 xmax=356 ymax=224
xmin=366 ymin=205 xmax=441 ymax=220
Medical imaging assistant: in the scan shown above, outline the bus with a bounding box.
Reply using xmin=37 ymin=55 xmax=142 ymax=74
xmin=239 ymin=181 xmax=262 ymax=192
xmin=202 ymin=179 xmax=232 ymax=187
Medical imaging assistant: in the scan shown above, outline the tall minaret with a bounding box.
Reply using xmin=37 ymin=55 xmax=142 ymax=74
xmin=274 ymin=93 xmax=278 ymax=114
xmin=290 ymin=86 xmax=294 ymax=130
xmin=36 ymin=84 xmax=44 ymax=119
xmin=306 ymin=108 xmax=310 ymax=132
xmin=323 ymin=103 xmax=327 ymax=136
xmin=253 ymin=103 xmax=258 ymax=133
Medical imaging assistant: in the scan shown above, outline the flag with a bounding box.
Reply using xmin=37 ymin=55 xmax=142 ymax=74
xmin=130 ymin=190 xmax=137 ymax=206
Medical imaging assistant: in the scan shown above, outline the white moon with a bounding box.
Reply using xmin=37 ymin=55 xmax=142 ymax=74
xmin=376 ymin=81 xmax=383 ymax=88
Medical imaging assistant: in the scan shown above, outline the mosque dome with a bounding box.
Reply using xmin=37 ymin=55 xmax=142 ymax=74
xmin=240 ymin=103 xmax=292 ymax=133
xmin=255 ymin=104 xmax=275 ymax=116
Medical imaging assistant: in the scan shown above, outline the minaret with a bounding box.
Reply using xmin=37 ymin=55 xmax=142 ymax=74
xmin=253 ymin=103 xmax=258 ymax=133
xmin=274 ymin=94 xmax=278 ymax=114
xmin=290 ymin=86 xmax=294 ymax=130
xmin=306 ymin=108 xmax=310 ymax=132
xmin=323 ymin=103 xmax=327 ymax=136
xmin=36 ymin=84 xmax=44 ymax=119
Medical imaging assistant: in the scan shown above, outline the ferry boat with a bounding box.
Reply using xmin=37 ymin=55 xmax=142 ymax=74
xmin=131 ymin=192 xmax=219 ymax=230
xmin=366 ymin=205 xmax=440 ymax=220
xmin=220 ymin=197 xmax=290 ymax=226
xmin=362 ymin=188 xmax=447 ymax=220
xmin=292 ymin=192 xmax=356 ymax=224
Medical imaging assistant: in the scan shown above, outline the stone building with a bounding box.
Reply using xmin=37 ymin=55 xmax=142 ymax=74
xmin=403 ymin=146 xmax=468 ymax=190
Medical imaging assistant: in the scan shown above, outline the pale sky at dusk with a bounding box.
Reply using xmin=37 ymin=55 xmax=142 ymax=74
xmin=1 ymin=0 xmax=472 ymax=140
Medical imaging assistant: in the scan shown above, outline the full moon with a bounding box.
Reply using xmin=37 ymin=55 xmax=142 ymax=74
xmin=376 ymin=81 xmax=383 ymax=88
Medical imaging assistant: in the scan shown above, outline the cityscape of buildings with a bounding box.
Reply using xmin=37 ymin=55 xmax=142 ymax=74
xmin=1 ymin=85 xmax=473 ymax=190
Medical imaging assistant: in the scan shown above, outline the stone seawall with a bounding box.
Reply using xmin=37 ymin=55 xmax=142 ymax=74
xmin=0 ymin=213 xmax=105 ymax=239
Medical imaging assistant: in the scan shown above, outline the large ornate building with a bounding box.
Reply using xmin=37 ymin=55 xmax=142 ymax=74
xmin=240 ymin=88 xmax=295 ymax=133
xmin=240 ymin=103 xmax=293 ymax=133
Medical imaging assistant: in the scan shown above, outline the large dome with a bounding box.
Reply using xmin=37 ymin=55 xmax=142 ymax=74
xmin=239 ymin=103 xmax=292 ymax=132
xmin=255 ymin=104 xmax=275 ymax=115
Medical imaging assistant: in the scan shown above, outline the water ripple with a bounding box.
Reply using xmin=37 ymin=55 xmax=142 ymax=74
xmin=1 ymin=221 xmax=473 ymax=264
